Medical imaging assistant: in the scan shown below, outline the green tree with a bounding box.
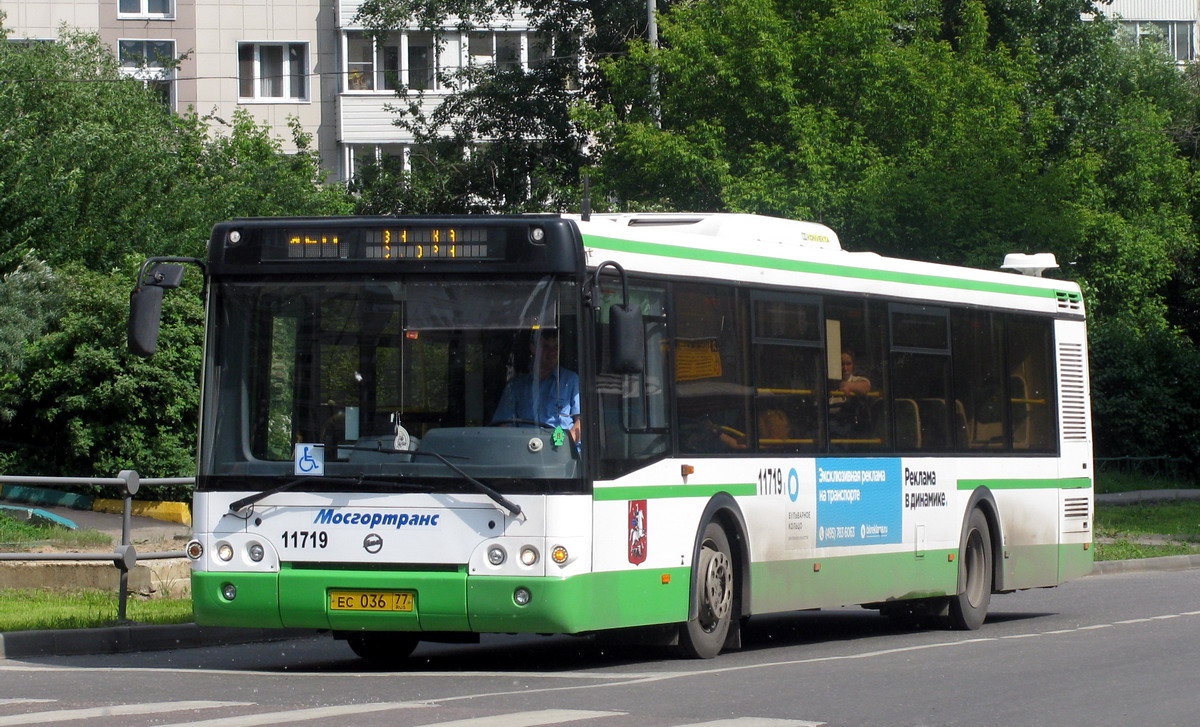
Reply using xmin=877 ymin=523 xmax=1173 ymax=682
xmin=0 ymin=252 xmax=61 ymax=424
xmin=584 ymin=0 xmax=1199 ymax=465
xmin=0 ymin=23 xmax=352 ymax=489
xmin=0 ymin=261 xmax=203 ymax=497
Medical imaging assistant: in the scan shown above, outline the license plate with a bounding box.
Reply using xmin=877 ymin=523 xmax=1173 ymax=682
xmin=329 ymin=590 xmax=415 ymax=612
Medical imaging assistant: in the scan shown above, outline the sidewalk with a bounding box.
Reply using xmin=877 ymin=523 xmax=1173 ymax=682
xmin=1095 ymin=489 xmax=1200 ymax=505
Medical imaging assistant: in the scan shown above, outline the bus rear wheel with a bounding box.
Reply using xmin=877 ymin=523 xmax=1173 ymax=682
xmin=679 ymin=522 xmax=735 ymax=659
xmin=344 ymin=632 xmax=420 ymax=661
xmin=948 ymin=509 xmax=992 ymax=630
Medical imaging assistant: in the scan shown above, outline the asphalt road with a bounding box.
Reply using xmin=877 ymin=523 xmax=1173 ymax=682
xmin=0 ymin=567 xmax=1197 ymax=727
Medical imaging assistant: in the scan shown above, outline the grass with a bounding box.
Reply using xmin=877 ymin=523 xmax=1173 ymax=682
xmin=1 ymin=510 xmax=191 ymax=631
xmin=1094 ymin=540 xmax=1200 ymax=561
xmin=0 ymin=589 xmax=192 ymax=632
xmin=1094 ymin=499 xmax=1200 ymax=561
xmin=1092 ymin=469 xmax=1200 ymax=560
xmin=1094 ymin=469 xmax=1195 ymax=495
xmin=0 ymin=510 xmax=113 ymax=550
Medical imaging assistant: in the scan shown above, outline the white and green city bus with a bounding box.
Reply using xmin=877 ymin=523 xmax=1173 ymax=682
xmin=129 ymin=212 xmax=1093 ymax=659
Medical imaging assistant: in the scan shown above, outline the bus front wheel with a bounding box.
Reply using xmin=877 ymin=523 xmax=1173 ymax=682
xmin=344 ymin=631 xmax=420 ymax=661
xmin=679 ymin=521 xmax=735 ymax=659
xmin=948 ymin=508 xmax=992 ymax=630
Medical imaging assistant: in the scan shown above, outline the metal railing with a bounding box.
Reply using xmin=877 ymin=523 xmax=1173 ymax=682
xmin=0 ymin=470 xmax=191 ymax=621
xmin=1095 ymin=455 xmax=1193 ymax=480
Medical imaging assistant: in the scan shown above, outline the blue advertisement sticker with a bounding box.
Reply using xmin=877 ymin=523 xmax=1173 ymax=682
xmin=816 ymin=458 xmax=902 ymax=547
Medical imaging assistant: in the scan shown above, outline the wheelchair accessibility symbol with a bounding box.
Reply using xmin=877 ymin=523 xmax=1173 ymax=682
xmin=294 ymin=443 xmax=325 ymax=476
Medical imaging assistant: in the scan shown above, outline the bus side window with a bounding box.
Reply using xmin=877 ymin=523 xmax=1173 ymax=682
xmin=751 ymin=293 xmax=822 ymax=452
xmin=889 ymin=304 xmax=952 ymax=452
xmin=673 ymin=284 xmax=750 ymax=455
xmin=1006 ymin=315 xmax=1056 ymax=451
xmin=597 ymin=282 xmax=668 ymax=479
xmin=825 ymin=297 xmax=889 ymax=452
xmin=951 ymin=310 xmax=1007 ymax=450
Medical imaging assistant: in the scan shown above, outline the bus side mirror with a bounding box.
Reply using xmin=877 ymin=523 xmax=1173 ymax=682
xmin=609 ymin=304 xmax=645 ymax=375
xmin=128 ymin=263 xmax=186 ymax=358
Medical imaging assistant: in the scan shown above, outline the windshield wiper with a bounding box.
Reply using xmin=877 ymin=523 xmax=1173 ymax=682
xmin=348 ymin=444 xmax=523 ymax=518
xmin=228 ymin=476 xmax=360 ymax=514
xmin=227 ymin=475 xmax=434 ymax=514
xmin=409 ymin=450 xmax=523 ymax=518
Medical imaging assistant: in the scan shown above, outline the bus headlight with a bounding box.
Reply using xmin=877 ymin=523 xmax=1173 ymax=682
xmin=217 ymin=543 xmax=234 ymax=562
xmin=519 ymin=546 xmax=539 ymax=566
xmin=247 ymin=542 xmax=265 ymax=562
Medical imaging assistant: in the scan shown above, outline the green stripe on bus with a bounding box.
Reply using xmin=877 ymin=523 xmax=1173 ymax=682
xmin=593 ymin=483 xmax=757 ymax=501
xmin=958 ymin=477 xmax=1092 ymax=491
xmin=584 ymin=234 xmax=1059 ymax=299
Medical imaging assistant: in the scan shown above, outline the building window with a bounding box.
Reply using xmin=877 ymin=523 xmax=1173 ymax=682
xmin=342 ymin=29 xmax=567 ymax=94
xmin=468 ymin=31 xmax=523 ymax=71
xmin=118 ymin=39 xmax=175 ymax=108
xmin=239 ymin=42 xmax=309 ymax=101
xmin=346 ymin=143 xmax=410 ymax=181
xmin=118 ymin=0 xmax=173 ymax=20
xmin=408 ymin=32 xmax=435 ymax=90
xmin=1123 ymin=20 xmax=1195 ymax=62
xmin=346 ymin=34 xmax=375 ymax=90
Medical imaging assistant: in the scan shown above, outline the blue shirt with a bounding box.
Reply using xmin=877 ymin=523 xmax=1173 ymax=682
xmin=492 ymin=368 xmax=581 ymax=431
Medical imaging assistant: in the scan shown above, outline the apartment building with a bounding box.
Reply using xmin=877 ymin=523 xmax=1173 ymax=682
xmin=0 ymin=0 xmax=544 ymax=180
xmin=1100 ymin=0 xmax=1197 ymax=62
xmin=3 ymin=0 xmax=1193 ymax=180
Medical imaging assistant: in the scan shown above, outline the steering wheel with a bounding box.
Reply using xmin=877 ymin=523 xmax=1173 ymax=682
xmin=487 ymin=419 xmax=557 ymax=431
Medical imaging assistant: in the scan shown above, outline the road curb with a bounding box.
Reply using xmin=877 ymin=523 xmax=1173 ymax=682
xmin=92 ymin=498 xmax=192 ymax=526
xmin=0 ymin=484 xmax=93 ymax=511
xmin=0 ymin=624 xmax=317 ymax=660
xmin=0 ymin=484 xmax=190 ymax=527
xmin=1091 ymin=553 xmax=1200 ymax=575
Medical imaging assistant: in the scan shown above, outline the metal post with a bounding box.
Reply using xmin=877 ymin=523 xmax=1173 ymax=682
xmin=116 ymin=470 xmax=140 ymax=623
xmin=118 ymin=493 xmax=131 ymax=621
xmin=648 ymin=0 xmax=659 ymax=126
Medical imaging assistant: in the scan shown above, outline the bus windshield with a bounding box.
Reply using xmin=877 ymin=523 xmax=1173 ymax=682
xmin=199 ymin=275 xmax=584 ymax=491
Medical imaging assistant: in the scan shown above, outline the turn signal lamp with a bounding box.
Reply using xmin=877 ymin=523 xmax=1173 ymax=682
xmin=551 ymin=545 xmax=568 ymax=565
xmin=185 ymin=540 xmax=204 ymax=560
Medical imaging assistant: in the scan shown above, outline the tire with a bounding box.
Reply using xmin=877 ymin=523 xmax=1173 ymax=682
xmin=948 ymin=508 xmax=992 ymax=630
xmin=679 ymin=522 xmax=735 ymax=659
xmin=344 ymin=632 xmax=420 ymax=661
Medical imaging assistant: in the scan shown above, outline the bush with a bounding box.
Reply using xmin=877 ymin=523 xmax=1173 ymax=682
xmin=1089 ymin=311 xmax=1200 ymax=471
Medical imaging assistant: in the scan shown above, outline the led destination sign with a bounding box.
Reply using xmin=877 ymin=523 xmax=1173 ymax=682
xmin=280 ymin=226 xmax=504 ymax=261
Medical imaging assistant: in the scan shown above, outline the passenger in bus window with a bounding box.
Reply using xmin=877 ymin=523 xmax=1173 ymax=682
xmin=830 ymin=351 xmax=873 ymax=439
xmin=836 ymin=351 xmax=871 ymax=396
xmin=681 ymin=415 xmax=748 ymax=452
xmin=491 ymin=329 xmax=582 ymax=445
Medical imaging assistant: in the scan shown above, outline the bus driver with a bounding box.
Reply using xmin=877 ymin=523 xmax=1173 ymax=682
xmin=491 ymin=329 xmax=582 ymax=446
